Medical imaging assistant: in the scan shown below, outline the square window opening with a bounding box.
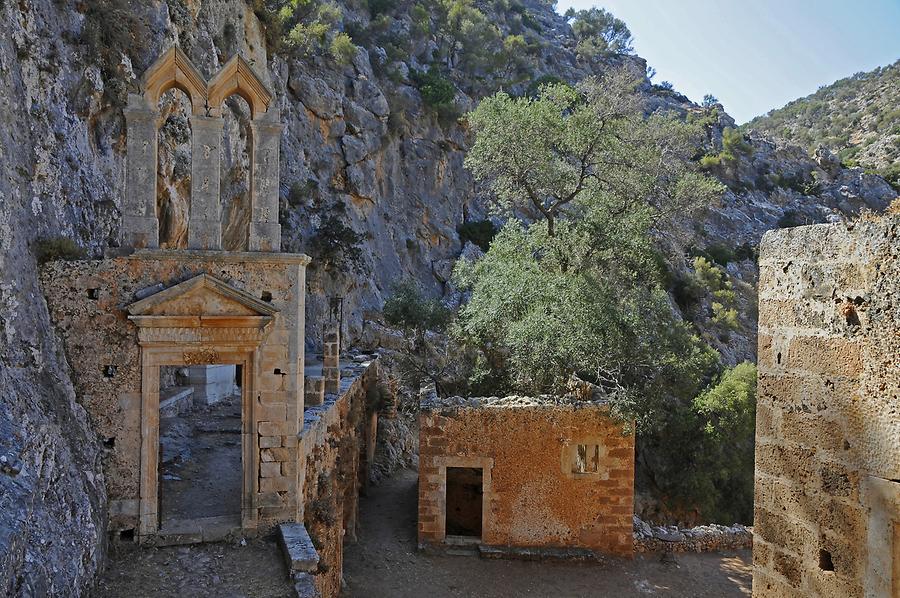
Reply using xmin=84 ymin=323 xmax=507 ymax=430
xmin=573 ymin=444 xmax=600 ymax=474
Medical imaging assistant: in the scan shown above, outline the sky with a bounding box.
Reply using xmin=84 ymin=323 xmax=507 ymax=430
xmin=555 ymin=0 xmax=900 ymax=124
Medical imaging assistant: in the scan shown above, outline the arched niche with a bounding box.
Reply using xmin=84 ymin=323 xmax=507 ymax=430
xmin=207 ymin=56 xmax=273 ymax=120
xmin=156 ymin=88 xmax=193 ymax=249
xmin=219 ymin=93 xmax=253 ymax=251
xmin=141 ymin=47 xmax=208 ymax=116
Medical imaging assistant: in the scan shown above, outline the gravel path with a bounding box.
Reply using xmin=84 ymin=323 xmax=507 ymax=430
xmin=343 ymin=468 xmax=752 ymax=597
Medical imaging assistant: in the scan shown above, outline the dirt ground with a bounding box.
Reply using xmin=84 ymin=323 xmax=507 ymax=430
xmin=343 ymin=468 xmax=752 ymax=598
xmin=94 ymin=534 xmax=295 ymax=598
xmin=159 ymin=393 xmax=242 ymax=522
xmin=95 ymin=467 xmax=751 ymax=597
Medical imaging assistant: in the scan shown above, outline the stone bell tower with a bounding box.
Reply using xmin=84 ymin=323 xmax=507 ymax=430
xmin=122 ymin=46 xmax=282 ymax=252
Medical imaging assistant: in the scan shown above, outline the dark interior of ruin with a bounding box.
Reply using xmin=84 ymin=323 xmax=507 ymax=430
xmin=445 ymin=467 xmax=483 ymax=538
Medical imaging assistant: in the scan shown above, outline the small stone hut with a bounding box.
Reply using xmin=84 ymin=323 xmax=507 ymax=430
xmin=418 ymin=394 xmax=635 ymax=557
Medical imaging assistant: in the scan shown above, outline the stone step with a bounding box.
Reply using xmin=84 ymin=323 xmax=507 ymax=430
xmin=278 ymin=522 xmax=320 ymax=576
xmin=478 ymin=544 xmax=602 ymax=562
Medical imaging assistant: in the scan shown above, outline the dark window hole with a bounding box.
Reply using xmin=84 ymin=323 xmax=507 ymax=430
xmin=262 ymin=291 xmax=273 ymax=302
xmin=87 ymin=288 xmax=100 ymax=300
xmin=776 ymin=352 xmax=782 ymax=365
xmin=274 ymin=368 xmax=284 ymax=376
xmin=103 ymin=437 xmax=116 ymax=448
xmin=103 ymin=365 xmax=117 ymax=378
xmin=119 ymin=529 xmax=135 ymax=542
xmin=818 ymin=549 xmax=834 ymax=571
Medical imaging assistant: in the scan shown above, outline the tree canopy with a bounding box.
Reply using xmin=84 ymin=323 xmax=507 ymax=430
xmin=456 ymin=68 xmax=723 ymax=427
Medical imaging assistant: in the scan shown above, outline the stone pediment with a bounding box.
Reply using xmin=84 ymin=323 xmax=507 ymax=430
xmin=126 ymin=274 xmax=277 ymax=346
xmin=127 ymin=273 xmax=277 ymax=318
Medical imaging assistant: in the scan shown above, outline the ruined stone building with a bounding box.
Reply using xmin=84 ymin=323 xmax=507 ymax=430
xmin=39 ymin=48 xmax=381 ymax=597
xmin=418 ymin=394 xmax=635 ymax=557
xmin=753 ymin=215 xmax=900 ymax=597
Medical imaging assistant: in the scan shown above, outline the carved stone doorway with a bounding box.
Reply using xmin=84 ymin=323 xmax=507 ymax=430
xmin=157 ymin=362 xmax=245 ymax=536
xmin=127 ymin=273 xmax=279 ymax=542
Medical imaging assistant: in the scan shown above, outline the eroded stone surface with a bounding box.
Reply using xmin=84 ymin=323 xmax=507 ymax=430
xmin=418 ymin=397 xmax=635 ymax=557
xmin=753 ymin=214 xmax=900 ymax=597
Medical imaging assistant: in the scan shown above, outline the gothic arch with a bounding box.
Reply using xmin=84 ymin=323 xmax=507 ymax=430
xmin=207 ymin=55 xmax=273 ymax=119
xmin=142 ymin=46 xmax=208 ymax=115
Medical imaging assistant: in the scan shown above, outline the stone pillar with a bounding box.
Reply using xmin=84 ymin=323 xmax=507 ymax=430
xmin=123 ymin=94 xmax=159 ymax=249
xmin=248 ymin=109 xmax=283 ymax=252
xmin=304 ymin=375 xmax=325 ymax=407
xmin=323 ymin=328 xmax=340 ymax=396
xmin=187 ymin=115 xmax=223 ymax=250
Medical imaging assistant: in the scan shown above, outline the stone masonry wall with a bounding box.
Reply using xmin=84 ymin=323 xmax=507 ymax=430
xmin=753 ymin=215 xmax=900 ymax=597
xmin=40 ymin=250 xmax=307 ymax=534
xmin=300 ymin=360 xmax=378 ymax=598
xmin=418 ymin=396 xmax=635 ymax=557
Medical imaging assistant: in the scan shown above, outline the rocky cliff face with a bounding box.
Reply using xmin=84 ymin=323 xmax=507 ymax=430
xmin=0 ymin=0 xmax=896 ymax=594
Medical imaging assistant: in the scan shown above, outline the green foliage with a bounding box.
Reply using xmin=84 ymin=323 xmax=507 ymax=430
xmin=702 ymin=94 xmax=719 ymax=108
xmin=434 ymin=0 xmax=504 ymax=74
xmin=383 ymin=280 xmax=452 ymax=333
xmin=382 ymin=280 xmax=470 ymax=396
xmin=699 ymin=127 xmax=753 ymax=171
xmin=307 ymin=201 xmax=366 ymax=273
xmin=454 ymin=220 xmax=718 ymax=426
xmin=457 ymin=220 xmax=497 ymax=252
xmin=328 ymin=32 xmax=357 ymax=64
xmin=465 ymin=69 xmax=723 ymax=237
xmin=694 ymin=242 xmax=756 ymax=267
xmin=457 ymin=67 xmax=723 ymax=418
xmin=566 ymin=7 xmax=633 ymax=59
xmin=409 ymin=68 xmax=460 ymax=124
xmin=260 ymin=0 xmax=350 ymax=57
xmin=34 ymin=237 xmax=86 ymax=264
xmin=643 ymin=362 xmax=757 ymax=524
xmin=525 ymin=74 xmax=565 ymax=99
xmin=410 ymin=3 xmax=431 ymax=35
xmin=367 ymin=0 xmax=396 ymax=17
xmin=873 ymin=162 xmax=900 ymax=193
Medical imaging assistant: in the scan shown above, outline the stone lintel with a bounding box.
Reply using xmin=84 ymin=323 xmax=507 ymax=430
xmin=123 ymin=248 xmax=310 ymax=265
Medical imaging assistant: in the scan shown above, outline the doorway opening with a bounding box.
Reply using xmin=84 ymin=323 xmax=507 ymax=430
xmin=158 ymin=364 xmax=243 ymax=530
xmin=445 ymin=467 xmax=483 ymax=539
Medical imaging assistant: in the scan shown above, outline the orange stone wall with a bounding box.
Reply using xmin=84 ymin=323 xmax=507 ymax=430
xmin=418 ymin=398 xmax=635 ymax=556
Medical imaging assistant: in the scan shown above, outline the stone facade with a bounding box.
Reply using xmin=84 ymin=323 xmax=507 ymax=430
xmin=418 ymin=395 xmax=635 ymax=557
xmin=41 ymin=251 xmax=308 ymax=538
xmin=753 ymin=216 xmax=900 ymax=597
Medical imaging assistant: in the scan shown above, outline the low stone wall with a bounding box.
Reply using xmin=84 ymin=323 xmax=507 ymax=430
xmin=633 ymin=516 xmax=752 ymax=553
xmin=299 ymin=358 xmax=379 ymax=598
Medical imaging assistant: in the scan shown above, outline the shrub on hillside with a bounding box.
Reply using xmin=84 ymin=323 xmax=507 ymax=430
xmin=34 ymin=237 xmax=86 ymax=264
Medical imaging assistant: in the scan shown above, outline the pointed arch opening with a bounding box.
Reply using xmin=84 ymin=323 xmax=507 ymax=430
xmin=157 ymin=88 xmax=193 ymax=249
xmin=220 ymin=93 xmax=253 ymax=251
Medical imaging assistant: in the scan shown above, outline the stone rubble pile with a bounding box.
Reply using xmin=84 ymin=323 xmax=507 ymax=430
xmin=632 ymin=516 xmax=752 ymax=553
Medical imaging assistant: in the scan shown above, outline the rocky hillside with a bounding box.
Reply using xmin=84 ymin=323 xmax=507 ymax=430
xmin=744 ymin=59 xmax=900 ymax=184
xmin=0 ymin=0 xmax=897 ymax=594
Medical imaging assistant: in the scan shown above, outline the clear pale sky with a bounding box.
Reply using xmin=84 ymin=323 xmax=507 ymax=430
xmin=556 ymin=0 xmax=900 ymax=124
